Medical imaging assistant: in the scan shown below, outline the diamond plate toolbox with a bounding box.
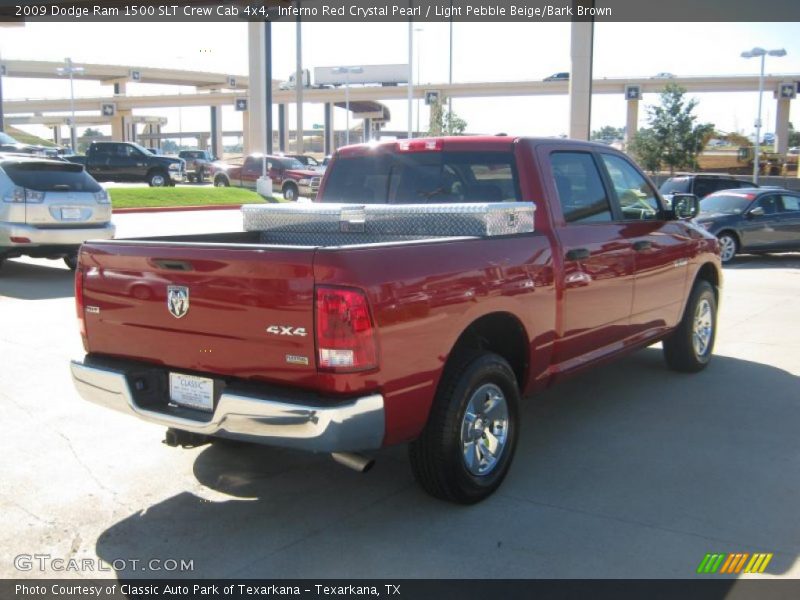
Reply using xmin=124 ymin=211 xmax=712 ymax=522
xmin=242 ymin=202 xmax=535 ymax=239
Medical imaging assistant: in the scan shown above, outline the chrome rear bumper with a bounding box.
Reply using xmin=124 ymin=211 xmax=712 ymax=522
xmin=70 ymin=359 xmax=385 ymax=452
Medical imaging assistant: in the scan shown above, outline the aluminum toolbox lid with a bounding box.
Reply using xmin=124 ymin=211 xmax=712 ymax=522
xmin=243 ymin=202 xmax=535 ymax=237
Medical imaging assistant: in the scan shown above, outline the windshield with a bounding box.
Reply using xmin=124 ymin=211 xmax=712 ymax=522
xmin=321 ymin=151 xmax=520 ymax=204
xmin=700 ymin=193 xmax=754 ymax=215
xmin=0 ymin=132 xmax=20 ymax=145
xmin=659 ymin=178 xmax=690 ymax=194
xmin=2 ymin=161 xmax=101 ymax=192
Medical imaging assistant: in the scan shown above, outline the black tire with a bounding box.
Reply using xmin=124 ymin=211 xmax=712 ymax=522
xmin=663 ymin=280 xmax=717 ymax=373
xmin=409 ymin=352 xmax=520 ymax=504
xmin=717 ymin=232 xmax=738 ymax=264
xmin=148 ymin=170 xmax=169 ymax=187
xmin=63 ymin=254 xmax=78 ymax=271
xmin=214 ymin=175 xmax=229 ymax=187
xmin=282 ymin=183 xmax=298 ymax=201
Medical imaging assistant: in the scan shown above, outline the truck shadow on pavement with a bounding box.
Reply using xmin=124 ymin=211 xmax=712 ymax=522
xmin=0 ymin=259 xmax=75 ymax=300
xmin=95 ymin=349 xmax=799 ymax=579
xmin=726 ymin=253 xmax=800 ymax=270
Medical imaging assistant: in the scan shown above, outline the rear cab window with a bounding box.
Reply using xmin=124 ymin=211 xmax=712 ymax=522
xmin=1 ymin=161 xmax=101 ymax=192
xmin=321 ymin=150 xmax=520 ymax=204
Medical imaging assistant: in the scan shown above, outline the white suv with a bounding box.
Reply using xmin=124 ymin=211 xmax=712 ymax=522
xmin=0 ymin=155 xmax=115 ymax=270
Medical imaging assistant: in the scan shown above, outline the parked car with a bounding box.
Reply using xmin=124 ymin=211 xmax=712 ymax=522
xmin=0 ymin=154 xmax=114 ymax=270
xmin=66 ymin=142 xmax=185 ymax=187
xmin=178 ymin=150 xmax=216 ymax=183
xmin=70 ymin=136 xmax=721 ymax=504
xmin=0 ymin=131 xmax=59 ymax=157
xmin=543 ymin=72 xmax=569 ymax=82
xmin=660 ymin=174 xmax=757 ymax=203
xmin=696 ymin=187 xmax=800 ymax=263
xmin=211 ymin=154 xmax=319 ymax=200
xmin=652 ymin=72 xmax=676 ymax=79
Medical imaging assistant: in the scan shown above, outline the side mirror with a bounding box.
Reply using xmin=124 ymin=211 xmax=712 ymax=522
xmin=670 ymin=193 xmax=700 ymax=220
xmin=747 ymin=206 xmax=765 ymax=218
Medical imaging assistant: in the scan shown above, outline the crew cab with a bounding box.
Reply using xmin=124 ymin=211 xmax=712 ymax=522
xmin=211 ymin=154 xmax=320 ymax=200
xmin=67 ymin=142 xmax=185 ymax=187
xmin=70 ymin=137 xmax=721 ymax=503
xmin=178 ymin=150 xmax=216 ymax=183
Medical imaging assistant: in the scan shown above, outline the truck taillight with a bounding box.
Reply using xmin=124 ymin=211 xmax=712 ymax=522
xmin=75 ymin=264 xmax=88 ymax=351
xmin=315 ymin=286 xmax=377 ymax=372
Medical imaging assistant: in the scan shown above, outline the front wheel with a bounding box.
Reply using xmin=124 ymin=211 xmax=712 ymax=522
xmin=717 ymin=233 xmax=738 ymax=264
xmin=63 ymin=254 xmax=78 ymax=271
xmin=214 ymin=176 xmax=229 ymax=187
xmin=282 ymin=183 xmax=298 ymax=201
xmin=409 ymin=352 xmax=520 ymax=504
xmin=663 ymin=280 xmax=717 ymax=373
xmin=148 ymin=170 xmax=168 ymax=187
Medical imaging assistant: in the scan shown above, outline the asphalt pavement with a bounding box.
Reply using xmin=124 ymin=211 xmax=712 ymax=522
xmin=1 ymin=209 xmax=799 ymax=580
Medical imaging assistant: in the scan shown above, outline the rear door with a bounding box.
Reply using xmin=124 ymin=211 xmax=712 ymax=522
xmin=240 ymin=156 xmax=260 ymax=189
xmin=777 ymin=194 xmax=800 ymax=249
xmin=81 ymin=242 xmax=319 ymax=387
xmin=545 ymin=148 xmax=635 ymax=365
xmin=742 ymin=194 xmax=783 ymax=249
xmin=598 ymin=152 xmax=691 ymax=331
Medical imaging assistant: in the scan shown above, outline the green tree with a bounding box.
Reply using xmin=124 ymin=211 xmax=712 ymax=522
xmin=641 ymin=84 xmax=714 ymax=174
xmin=628 ymin=128 xmax=662 ymax=174
xmin=77 ymin=127 xmax=103 ymax=153
xmin=789 ymin=122 xmax=800 ymax=147
xmin=427 ymin=98 xmax=467 ymax=136
xmin=591 ymin=125 xmax=624 ymax=142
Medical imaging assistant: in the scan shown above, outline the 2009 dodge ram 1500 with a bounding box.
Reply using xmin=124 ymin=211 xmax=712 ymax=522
xmin=70 ymin=136 xmax=721 ymax=503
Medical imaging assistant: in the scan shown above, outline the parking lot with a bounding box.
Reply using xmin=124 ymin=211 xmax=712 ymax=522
xmin=1 ymin=209 xmax=799 ymax=580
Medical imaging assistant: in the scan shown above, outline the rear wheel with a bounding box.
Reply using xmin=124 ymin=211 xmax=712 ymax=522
xmin=214 ymin=175 xmax=229 ymax=187
xmin=717 ymin=232 xmax=738 ymax=264
xmin=409 ymin=352 xmax=520 ymax=504
xmin=663 ymin=280 xmax=717 ymax=372
xmin=63 ymin=254 xmax=78 ymax=271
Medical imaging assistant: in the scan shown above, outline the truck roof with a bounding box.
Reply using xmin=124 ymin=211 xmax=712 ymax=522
xmin=335 ymin=135 xmax=612 ymax=155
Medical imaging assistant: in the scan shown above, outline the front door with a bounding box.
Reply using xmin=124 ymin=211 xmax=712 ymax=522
xmin=598 ymin=152 xmax=692 ymax=332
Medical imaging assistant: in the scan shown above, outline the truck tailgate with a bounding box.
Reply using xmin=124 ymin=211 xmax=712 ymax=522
xmin=80 ymin=242 xmax=317 ymax=387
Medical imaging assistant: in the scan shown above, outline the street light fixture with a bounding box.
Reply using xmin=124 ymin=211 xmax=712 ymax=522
xmin=332 ymin=66 xmax=363 ymax=146
xmin=56 ymin=58 xmax=84 ymax=152
xmin=741 ymin=46 xmax=787 ymax=184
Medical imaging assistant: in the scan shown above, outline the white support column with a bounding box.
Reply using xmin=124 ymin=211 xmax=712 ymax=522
xmin=568 ymin=20 xmax=593 ymax=141
xmin=247 ymin=22 xmax=268 ymax=155
xmin=774 ymin=96 xmax=791 ymax=155
xmin=625 ymin=99 xmax=639 ymax=146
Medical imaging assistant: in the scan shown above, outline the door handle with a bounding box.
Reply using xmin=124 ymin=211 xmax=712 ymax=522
xmin=152 ymin=259 xmax=194 ymax=271
xmin=633 ymin=240 xmax=652 ymax=252
xmin=565 ymin=248 xmax=590 ymax=261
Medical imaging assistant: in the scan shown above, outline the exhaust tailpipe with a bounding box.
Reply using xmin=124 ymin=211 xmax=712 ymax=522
xmin=331 ymin=452 xmax=375 ymax=473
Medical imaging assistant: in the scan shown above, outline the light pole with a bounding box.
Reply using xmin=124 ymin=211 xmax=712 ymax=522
xmin=56 ymin=58 xmax=84 ymax=152
xmin=448 ymin=9 xmax=454 ymax=118
xmin=333 ymin=66 xmax=362 ymax=146
xmin=407 ymin=23 xmax=413 ymax=140
xmin=741 ymin=47 xmax=787 ymax=184
xmin=414 ymin=27 xmax=424 ymax=136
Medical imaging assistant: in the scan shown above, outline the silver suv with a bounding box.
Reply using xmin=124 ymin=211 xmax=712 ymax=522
xmin=0 ymin=155 xmax=115 ymax=270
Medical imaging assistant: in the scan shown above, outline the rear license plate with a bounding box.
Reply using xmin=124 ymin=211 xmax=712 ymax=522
xmin=169 ymin=373 xmax=214 ymax=412
xmin=61 ymin=207 xmax=82 ymax=220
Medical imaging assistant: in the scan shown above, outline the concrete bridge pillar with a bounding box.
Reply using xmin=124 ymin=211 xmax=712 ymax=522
xmin=210 ymin=105 xmax=223 ymax=158
xmin=774 ymin=96 xmax=792 ymax=155
xmin=247 ymin=22 xmax=268 ymax=155
xmin=625 ymin=98 xmax=639 ymax=146
xmin=568 ymin=20 xmax=594 ymax=141
xmin=52 ymin=126 xmax=62 ymax=145
xmin=324 ymin=102 xmax=334 ymax=155
xmin=111 ymin=110 xmax=133 ymax=142
xmin=279 ymin=104 xmax=288 ymax=152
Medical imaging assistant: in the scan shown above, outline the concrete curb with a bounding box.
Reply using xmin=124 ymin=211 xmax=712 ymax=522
xmin=113 ymin=204 xmax=244 ymax=214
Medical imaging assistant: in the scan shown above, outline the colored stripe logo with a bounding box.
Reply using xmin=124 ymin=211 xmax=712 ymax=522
xmin=697 ymin=553 xmax=773 ymax=574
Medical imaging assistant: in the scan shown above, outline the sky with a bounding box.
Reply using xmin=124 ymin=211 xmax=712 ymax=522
xmin=1 ymin=21 xmax=798 ymax=146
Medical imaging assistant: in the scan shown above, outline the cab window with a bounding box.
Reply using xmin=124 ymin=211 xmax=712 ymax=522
xmin=600 ymin=154 xmax=660 ymax=221
xmin=550 ymin=151 xmax=613 ymax=223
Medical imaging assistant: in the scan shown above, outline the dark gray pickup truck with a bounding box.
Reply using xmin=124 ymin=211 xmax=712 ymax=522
xmin=67 ymin=142 xmax=184 ymax=187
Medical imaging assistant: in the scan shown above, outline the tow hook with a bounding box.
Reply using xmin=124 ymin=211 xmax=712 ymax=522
xmin=164 ymin=428 xmax=210 ymax=448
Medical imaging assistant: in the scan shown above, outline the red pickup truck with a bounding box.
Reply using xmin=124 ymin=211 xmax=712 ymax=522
xmin=70 ymin=137 xmax=721 ymax=504
xmin=211 ymin=153 xmax=320 ymax=200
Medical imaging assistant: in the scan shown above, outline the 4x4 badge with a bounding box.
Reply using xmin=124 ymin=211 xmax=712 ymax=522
xmin=167 ymin=285 xmax=190 ymax=319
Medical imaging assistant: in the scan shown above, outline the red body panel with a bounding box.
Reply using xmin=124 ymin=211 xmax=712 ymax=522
xmin=79 ymin=136 xmax=721 ymax=447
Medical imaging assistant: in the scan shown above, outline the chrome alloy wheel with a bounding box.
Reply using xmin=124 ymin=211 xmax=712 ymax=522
xmin=692 ymin=298 xmax=713 ymax=357
xmin=460 ymin=383 xmax=509 ymax=476
xmin=718 ymin=235 xmax=736 ymax=263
